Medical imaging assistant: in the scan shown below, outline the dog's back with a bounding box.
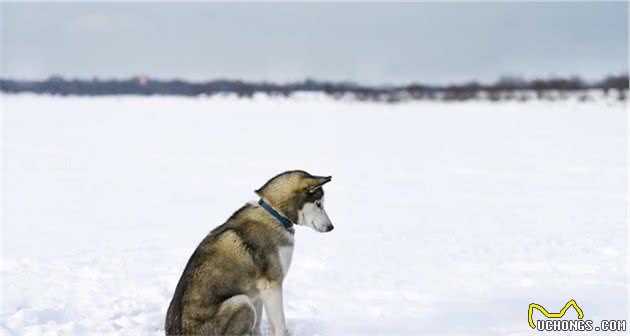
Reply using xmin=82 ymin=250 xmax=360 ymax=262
xmin=165 ymin=241 xmax=209 ymax=335
xmin=165 ymin=229 xmax=218 ymax=335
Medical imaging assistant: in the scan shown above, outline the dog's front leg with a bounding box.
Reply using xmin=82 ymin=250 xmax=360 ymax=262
xmin=259 ymin=284 xmax=287 ymax=336
xmin=252 ymin=296 xmax=263 ymax=336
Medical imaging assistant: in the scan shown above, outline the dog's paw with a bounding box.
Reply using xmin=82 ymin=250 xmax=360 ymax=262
xmin=277 ymin=328 xmax=291 ymax=336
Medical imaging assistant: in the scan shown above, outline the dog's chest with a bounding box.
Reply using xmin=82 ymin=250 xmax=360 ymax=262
xmin=278 ymin=245 xmax=294 ymax=276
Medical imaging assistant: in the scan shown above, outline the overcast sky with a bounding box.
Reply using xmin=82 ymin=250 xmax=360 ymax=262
xmin=1 ymin=2 xmax=627 ymax=85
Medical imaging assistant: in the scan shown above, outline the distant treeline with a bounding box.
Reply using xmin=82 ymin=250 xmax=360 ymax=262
xmin=1 ymin=74 xmax=628 ymax=102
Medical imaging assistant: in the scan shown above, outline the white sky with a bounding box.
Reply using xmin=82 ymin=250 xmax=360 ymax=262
xmin=1 ymin=2 xmax=627 ymax=84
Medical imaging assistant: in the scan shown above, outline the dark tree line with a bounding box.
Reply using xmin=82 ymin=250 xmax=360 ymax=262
xmin=1 ymin=74 xmax=627 ymax=102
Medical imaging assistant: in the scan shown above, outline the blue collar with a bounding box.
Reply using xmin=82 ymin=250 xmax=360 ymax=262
xmin=258 ymin=199 xmax=294 ymax=231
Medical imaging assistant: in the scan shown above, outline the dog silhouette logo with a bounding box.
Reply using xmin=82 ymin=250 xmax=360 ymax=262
xmin=528 ymin=299 xmax=584 ymax=329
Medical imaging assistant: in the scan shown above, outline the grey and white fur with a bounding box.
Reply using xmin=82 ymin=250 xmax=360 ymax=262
xmin=165 ymin=170 xmax=334 ymax=336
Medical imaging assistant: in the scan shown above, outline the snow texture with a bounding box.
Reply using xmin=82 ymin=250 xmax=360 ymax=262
xmin=2 ymin=93 xmax=628 ymax=335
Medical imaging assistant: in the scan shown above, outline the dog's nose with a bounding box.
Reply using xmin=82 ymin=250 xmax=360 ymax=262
xmin=325 ymin=225 xmax=334 ymax=232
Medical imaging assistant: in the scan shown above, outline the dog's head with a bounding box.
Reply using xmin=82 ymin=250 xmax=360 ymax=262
xmin=255 ymin=170 xmax=334 ymax=232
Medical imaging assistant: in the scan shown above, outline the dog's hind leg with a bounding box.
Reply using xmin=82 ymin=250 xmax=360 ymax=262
xmin=222 ymin=295 xmax=256 ymax=336
xmin=203 ymin=294 xmax=256 ymax=336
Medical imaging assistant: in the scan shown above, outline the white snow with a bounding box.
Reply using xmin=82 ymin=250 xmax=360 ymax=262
xmin=1 ymin=93 xmax=628 ymax=335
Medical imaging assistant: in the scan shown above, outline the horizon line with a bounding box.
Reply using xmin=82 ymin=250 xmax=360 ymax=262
xmin=2 ymin=72 xmax=629 ymax=88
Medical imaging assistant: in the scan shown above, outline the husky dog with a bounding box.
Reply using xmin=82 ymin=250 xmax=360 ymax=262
xmin=165 ymin=170 xmax=334 ymax=336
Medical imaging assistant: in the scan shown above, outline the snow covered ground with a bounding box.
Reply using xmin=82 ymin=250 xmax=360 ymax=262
xmin=2 ymin=93 xmax=628 ymax=335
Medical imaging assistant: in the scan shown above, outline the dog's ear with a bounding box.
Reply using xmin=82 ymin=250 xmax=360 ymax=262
xmin=308 ymin=176 xmax=332 ymax=193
